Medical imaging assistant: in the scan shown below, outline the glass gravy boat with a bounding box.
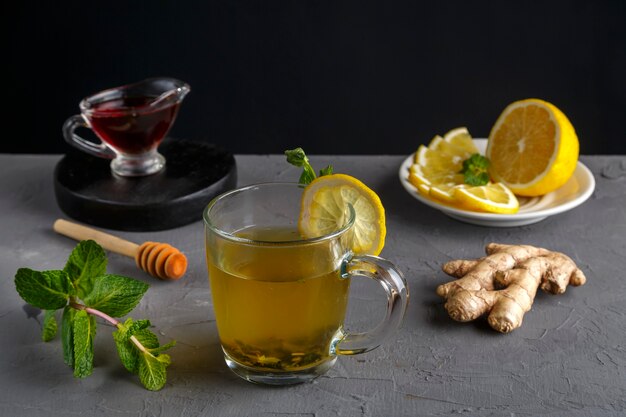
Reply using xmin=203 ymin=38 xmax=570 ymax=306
xmin=63 ymin=77 xmax=190 ymax=176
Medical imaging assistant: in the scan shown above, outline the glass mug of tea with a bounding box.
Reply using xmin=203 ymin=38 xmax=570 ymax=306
xmin=204 ymin=182 xmax=409 ymax=385
xmin=63 ymin=77 xmax=190 ymax=177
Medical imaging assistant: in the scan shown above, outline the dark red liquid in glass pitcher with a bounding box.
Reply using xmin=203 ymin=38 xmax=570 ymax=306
xmin=90 ymin=95 xmax=181 ymax=155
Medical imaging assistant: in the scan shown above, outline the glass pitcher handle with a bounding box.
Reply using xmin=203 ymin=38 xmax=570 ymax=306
xmin=335 ymin=253 xmax=409 ymax=355
xmin=62 ymin=114 xmax=116 ymax=159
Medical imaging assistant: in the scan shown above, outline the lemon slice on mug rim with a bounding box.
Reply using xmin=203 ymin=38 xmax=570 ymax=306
xmin=299 ymin=174 xmax=386 ymax=256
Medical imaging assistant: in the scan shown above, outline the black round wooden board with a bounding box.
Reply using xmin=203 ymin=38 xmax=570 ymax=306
xmin=54 ymin=139 xmax=237 ymax=231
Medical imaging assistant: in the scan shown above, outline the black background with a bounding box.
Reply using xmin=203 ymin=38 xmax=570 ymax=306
xmin=4 ymin=1 xmax=625 ymax=155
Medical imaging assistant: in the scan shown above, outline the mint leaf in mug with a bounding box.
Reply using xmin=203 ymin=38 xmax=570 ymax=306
xmin=319 ymin=164 xmax=334 ymax=177
xmin=284 ymin=147 xmax=308 ymax=167
xmin=285 ymin=148 xmax=333 ymax=185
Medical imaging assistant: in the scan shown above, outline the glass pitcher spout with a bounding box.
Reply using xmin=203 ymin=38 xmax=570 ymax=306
xmin=144 ymin=77 xmax=191 ymax=108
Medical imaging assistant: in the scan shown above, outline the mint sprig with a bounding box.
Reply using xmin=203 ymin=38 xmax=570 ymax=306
xmin=285 ymin=148 xmax=333 ymax=185
xmin=461 ymin=153 xmax=491 ymax=186
xmin=14 ymin=240 xmax=175 ymax=391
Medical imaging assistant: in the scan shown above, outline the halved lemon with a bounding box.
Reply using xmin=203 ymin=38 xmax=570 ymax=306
xmin=453 ymin=183 xmax=519 ymax=214
xmin=299 ymin=174 xmax=386 ymax=256
xmin=486 ymin=98 xmax=579 ymax=196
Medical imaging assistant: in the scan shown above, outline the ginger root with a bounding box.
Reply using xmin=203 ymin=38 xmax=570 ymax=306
xmin=437 ymin=243 xmax=586 ymax=333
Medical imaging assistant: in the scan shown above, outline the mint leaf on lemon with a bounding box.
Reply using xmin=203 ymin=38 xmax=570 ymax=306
xmin=461 ymin=153 xmax=491 ymax=186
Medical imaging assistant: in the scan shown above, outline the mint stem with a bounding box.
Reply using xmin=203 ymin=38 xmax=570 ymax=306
xmin=70 ymin=302 xmax=147 ymax=353
xmin=85 ymin=307 xmax=119 ymax=326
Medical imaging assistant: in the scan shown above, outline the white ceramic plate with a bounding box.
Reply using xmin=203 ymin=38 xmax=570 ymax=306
xmin=398 ymin=139 xmax=596 ymax=227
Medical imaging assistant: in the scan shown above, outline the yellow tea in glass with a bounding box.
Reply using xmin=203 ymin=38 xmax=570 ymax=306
xmin=204 ymin=183 xmax=408 ymax=385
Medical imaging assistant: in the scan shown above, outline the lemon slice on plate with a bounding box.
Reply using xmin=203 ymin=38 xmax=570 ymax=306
xmin=429 ymin=183 xmax=469 ymax=204
xmin=412 ymin=127 xmax=478 ymax=187
xmin=453 ymin=183 xmax=519 ymax=214
xmin=299 ymin=174 xmax=386 ymax=256
xmin=408 ymin=164 xmax=464 ymax=188
xmin=416 ymin=128 xmax=478 ymax=164
xmin=408 ymin=126 xmax=521 ymax=214
xmin=429 ymin=127 xmax=479 ymax=156
xmin=487 ymin=98 xmax=579 ymax=196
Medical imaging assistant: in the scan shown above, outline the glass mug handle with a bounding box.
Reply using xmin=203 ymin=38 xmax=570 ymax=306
xmin=62 ymin=114 xmax=116 ymax=159
xmin=335 ymin=253 xmax=409 ymax=355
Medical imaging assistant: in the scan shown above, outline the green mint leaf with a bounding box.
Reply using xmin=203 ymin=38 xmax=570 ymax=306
xmin=15 ymin=268 xmax=72 ymax=310
xmin=42 ymin=310 xmax=58 ymax=342
xmin=82 ymin=275 xmax=149 ymax=317
xmin=64 ymin=240 xmax=107 ymax=299
xmin=464 ymin=171 xmax=490 ymax=186
xmin=138 ymin=352 xmax=171 ymax=391
xmin=127 ymin=318 xmax=152 ymax=335
xmin=62 ymin=306 xmax=76 ymax=367
xmin=284 ymin=148 xmax=308 ymax=167
xmin=113 ymin=318 xmax=152 ymax=373
xmin=73 ymin=310 xmax=96 ymax=378
xmin=298 ymin=165 xmax=317 ymax=185
xmin=133 ymin=328 xmax=160 ymax=349
xmin=461 ymin=154 xmax=491 ymax=186
xmin=319 ymin=164 xmax=334 ymax=177
xmin=113 ymin=329 xmax=138 ymax=373
xmin=133 ymin=328 xmax=176 ymax=355
xmin=286 ymin=148 xmax=318 ymax=185
xmin=148 ymin=340 xmax=177 ymax=355
xmin=113 ymin=331 xmax=138 ymax=373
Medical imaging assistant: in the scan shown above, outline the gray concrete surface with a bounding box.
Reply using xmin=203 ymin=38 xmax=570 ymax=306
xmin=0 ymin=154 xmax=625 ymax=417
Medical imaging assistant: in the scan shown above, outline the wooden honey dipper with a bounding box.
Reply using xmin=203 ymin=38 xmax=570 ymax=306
xmin=53 ymin=219 xmax=188 ymax=280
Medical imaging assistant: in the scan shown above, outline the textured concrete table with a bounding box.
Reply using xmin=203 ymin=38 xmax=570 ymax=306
xmin=1 ymin=154 xmax=625 ymax=417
